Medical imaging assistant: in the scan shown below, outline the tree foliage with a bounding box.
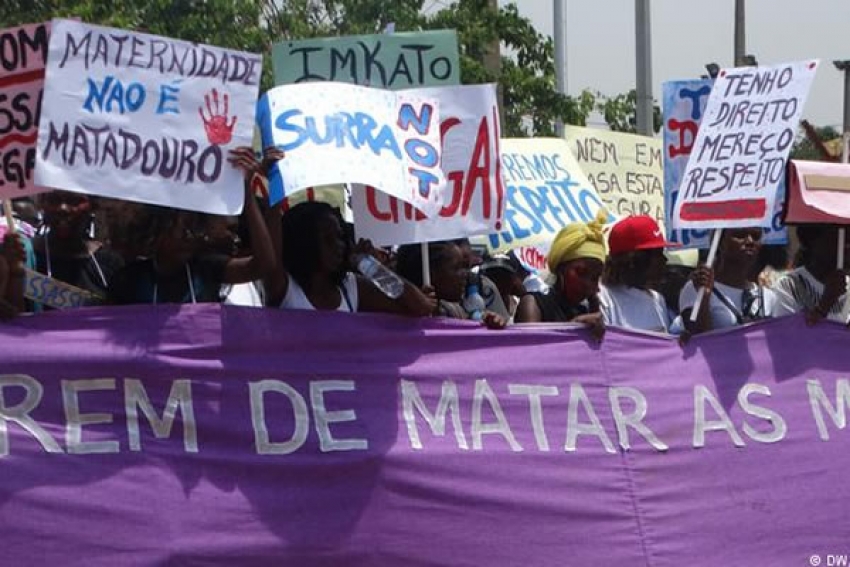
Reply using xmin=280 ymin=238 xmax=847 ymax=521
xmin=2 ymin=0 xmax=601 ymax=137
xmin=790 ymin=124 xmax=841 ymax=161
xmin=262 ymin=0 xmax=597 ymax=136
xmin=596 ymin=89 xmax=662 ymax=135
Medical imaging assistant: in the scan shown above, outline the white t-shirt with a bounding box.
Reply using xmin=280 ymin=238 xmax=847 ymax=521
xmin=279 ymin=272 xmax=359 ymax=312
xmin=599 ymin=285 xmax=671 ymax=333
xmin=679 ymin=280 xmax=780 ymax=330
xmin=222 ymin=281 xmax=265 ymax=307
xmin=773 ymin=267 xmax=850 ymax=323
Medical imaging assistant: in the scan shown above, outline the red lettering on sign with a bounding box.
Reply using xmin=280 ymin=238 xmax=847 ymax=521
xmin=667 ymin=118 xmax=700 ymax=159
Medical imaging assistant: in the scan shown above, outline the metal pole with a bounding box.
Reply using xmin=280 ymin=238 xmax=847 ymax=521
xmin=734 ymin=0 xmax=746 ymax=66
xmin=635 ymin=0 xmax=653 ymax=136
xmin=484 ymin=0 xmax=504 ymax=125
xmin=554 ymin=0 xmax=567 ymax=136
xmin=843 ymin=65 xmax=850 ymax=135
xmin=836 ymin=61 xmax=850 ymax=272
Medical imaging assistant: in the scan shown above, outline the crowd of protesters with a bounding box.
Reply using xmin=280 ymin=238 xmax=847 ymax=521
xmin=1 ymin=147 xmax=848 ymax=340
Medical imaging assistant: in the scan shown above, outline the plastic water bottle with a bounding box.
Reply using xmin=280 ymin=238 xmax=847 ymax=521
xmin=356 ymin=254 xmax=405 ymax=299
xmin=463 ymin=282 xmax=486 ymax=321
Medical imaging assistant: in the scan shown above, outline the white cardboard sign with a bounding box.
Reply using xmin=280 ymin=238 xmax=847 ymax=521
xmin=672 ymin=60 xmax=818 ymax=230
xmin=35 ymin=19 xmax=261 ymax=214
xmin=257 ymin=82 xmax=444 ymax=216
xmin=351 ymin=83 xmax=502 ymax=246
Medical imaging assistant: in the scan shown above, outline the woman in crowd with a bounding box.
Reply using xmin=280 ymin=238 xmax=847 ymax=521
xmin=599 ymin=215 xmax=675 ymax=333
xmin=264 ymin=200 xmax=434 ymax=316
xmin=0 ymin=233 xmax=26 ymax=319
xmin=481 ymin=254 xmax=526 ymax=322
xmin=514 ymin=212 xmax=607 ymax=340
xmin=33 ymin=190 xmax=125 ymax=303
xmin=395 ymin=240 xmax=506 ymax=328
xmin=656 ymin=248 xmax=698 ymax=323
xmin=109 ymin=147 xmax=276 ymax=305
xmin=773 ymin=225 xmax=849 ymax=324
xmin=679 ymin=227 xmax=781 ymax=334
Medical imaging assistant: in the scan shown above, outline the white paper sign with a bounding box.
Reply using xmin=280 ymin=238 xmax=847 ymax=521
xmin=672 ymin=60 xmax=818 ymax=230
xmin=257 ymin=82 xmax=444 ymax=216
xmin=487 ymin=138 xmax=607 ymax=253
xmin=34 ymin=19 xmax=261 ymax=215
xmin=351 ymin=83 xmax=502 ymax=246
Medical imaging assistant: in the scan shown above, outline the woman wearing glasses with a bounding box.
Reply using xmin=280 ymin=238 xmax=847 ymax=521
xmin=677 ymin=227 xmax=782 ymax=335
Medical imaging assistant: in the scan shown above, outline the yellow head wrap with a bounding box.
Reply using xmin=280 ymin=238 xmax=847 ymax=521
xmin=547 ymin=209 xmax=608 ymax=270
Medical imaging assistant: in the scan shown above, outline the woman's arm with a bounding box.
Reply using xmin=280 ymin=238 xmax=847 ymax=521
xmin=357 ymin=276 xmax=436 ymax=317
xmin=514 ymin=294 xmax=542 ymax=323
xmin=224 ymin=147 xmax=288 ymax=300
xmin=680 ymin=266 xmax=714 ymax=334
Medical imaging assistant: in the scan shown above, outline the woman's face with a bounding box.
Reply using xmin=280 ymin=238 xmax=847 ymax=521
xmin=157 ymin=213 xmax=201 ymax=263
xmin=41 ymin=191 xmax=91 ymax=239
xmin=317 ymin=213 xmax=346 ymax=275
xmin=432 ymin=244 xmax=468 ymax=302
xmin=721 ymin=228 xmax=762 ymax=266
xmin=558 ymin=258 xmax=604 ymax=305
xmin=643 ymin=248 xmax=668 ymax=287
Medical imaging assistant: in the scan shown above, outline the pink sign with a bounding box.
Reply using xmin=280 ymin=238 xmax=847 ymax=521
xmin=786 ymin=159 xmax=850 ymax=224
xmin=0 ymin=22 xmax=49 ymax=198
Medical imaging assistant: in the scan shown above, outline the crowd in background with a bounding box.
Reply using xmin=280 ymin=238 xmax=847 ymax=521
xmin=1 ymin=149 xmax=848 ymax=341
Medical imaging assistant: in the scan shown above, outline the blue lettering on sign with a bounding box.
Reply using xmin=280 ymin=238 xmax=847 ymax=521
xmin=157 ymin=79 xmax=183 ymax=115
xmin=83 ymin=75 xmax=147 ymax=114
xmin=275 ymin=109 xmax=401 ymax=158
xmin=397 ymin=102 xmax=439 ymax=199
xmin=488 ymin=172 xmax=610 ymax=250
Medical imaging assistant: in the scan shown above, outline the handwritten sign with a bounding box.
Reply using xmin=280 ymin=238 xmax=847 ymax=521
xmin=0 ymin=22 xmax=49 ymax=199
xmin=272 ymin=30 xmax=460 ymax=90
xmin=23 ymin=268 xmax=103 ymax=309
xmin=515 ymin=245 xmax=549 ymax=273
xmin=257 ymin=82 xmax=443 ymax=215
xmin=663 ymin=78 xmax=788 ymax=247
xmin=487 ymin=138 xmax=607 ymax=253
xmin=563 ymin=126 xmax=664 ymax=228
xmin=672 ymin=61 xmax=817 ymax=230
xmin=351 ymin=84 xmax=503 ymax=246
xmin=34 ymin=19 xmax=261 ymax=215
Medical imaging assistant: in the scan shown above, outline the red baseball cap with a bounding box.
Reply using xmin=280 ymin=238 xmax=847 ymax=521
xmin=608 ymin=215 xmax=679 ymax=255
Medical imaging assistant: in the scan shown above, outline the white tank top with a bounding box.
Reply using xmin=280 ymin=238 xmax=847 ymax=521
xmin=279 ymin=272 xmax=359 ymax=312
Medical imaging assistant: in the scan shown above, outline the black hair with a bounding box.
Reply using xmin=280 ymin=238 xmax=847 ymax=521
xmin=794 ymin=224 xmax=834 ymax=268
xmin=603 ymin=250 xmax=655 ymax=287
xmin=396 ymin=241 xmax=459 ymax=288
xmin=132 ymin=206 xmax=205 ymax=257
xmin=280 ymin=201 xmax=349 ymax=293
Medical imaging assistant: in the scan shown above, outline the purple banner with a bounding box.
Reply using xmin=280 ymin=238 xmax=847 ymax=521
xmin=1 ymin=305 xmax=848 ymax=566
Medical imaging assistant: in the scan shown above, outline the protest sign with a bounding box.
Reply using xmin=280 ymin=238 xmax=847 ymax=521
xmin=671 ymin=61 xmax=818 ymax=230
xmin=22 ymin=268 xmax=103 ymax=309
xmin=257 ymin=82 xmax=443 ymax=215
xmin=351 ymin=84 xmax=503 ymax=245
xmin=563 ymin=126 xmax=664 ymax=227
xmin=272 ymin=30 xmax=460 ymax=90
xmin=0 ymin=305 xmax=848 ymax=565
xmin=34 ymin=19 xmax=261 ymax=215
xmin=0 ymin=22 xmax=49 ymax=199
xmin=487 ymin=138 xmax=607 ymax=253
xmin=515 ymin=245 xmax=548 ymax=273
xmin=663 ymin=79 xmax=788 ymax=247
xmin=786 ymin=160 xmax=850 ymax=223
xmin=251 ymin=173 xmax=351 ymax=220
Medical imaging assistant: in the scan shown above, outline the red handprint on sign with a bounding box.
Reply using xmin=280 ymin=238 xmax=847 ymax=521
xmin=198 ymin=88 xmax=237 ymax=145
